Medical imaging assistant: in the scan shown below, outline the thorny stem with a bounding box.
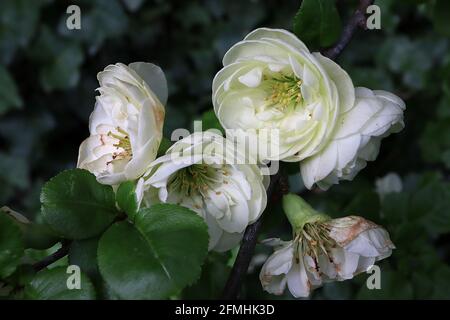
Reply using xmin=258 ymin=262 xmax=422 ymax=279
xmin=222 ymin=0 xmax=374 ymax=299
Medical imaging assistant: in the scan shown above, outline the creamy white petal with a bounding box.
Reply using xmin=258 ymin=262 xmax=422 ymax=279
xmin=286 ymin=255 xmax=311 ymax=298
xmin=78 ymin=62 xmax=166 ymax=186
xmin=300 ymin=87 xmax=405 ymax=190
xmin=128 ymin=62 xmax=168 ymax=106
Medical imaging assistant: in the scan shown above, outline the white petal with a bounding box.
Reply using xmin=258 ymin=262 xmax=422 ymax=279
xmin=286 ymin=256 xmax=311 ymax=298
xmin=238 ymin=67 xmax=263 ymax=88
xmin=212 ymin=231 xmax=243 ymax=252
xmin=128 ymin=62 xmax=168 ymax=106
xmin=329 ymin=247 xmax=359 ymax=280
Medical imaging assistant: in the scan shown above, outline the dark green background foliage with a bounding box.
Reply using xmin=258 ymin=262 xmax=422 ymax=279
xmin=0 ymin=0 xmax=449 ymax=299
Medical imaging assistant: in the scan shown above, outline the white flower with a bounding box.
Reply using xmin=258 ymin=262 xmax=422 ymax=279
xmin=260 ymin=216 xmax=395 ymax=298
xmin=213 ymin=28 xmax=356 ymax=162
xmin=212 ymin=28 xmax=405 ymax=189
xmin=260 ymin=194 xmax=394 ymax=298
xmin=301 ymin=88 xmax=405 ymax=190
xmin=140 ymin=132 xmax=268 ymax=252
xmin=77 ymin=62 xmax=167 ymax=185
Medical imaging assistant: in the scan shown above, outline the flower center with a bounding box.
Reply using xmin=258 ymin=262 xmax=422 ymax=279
xmin=169 ymin=164 xmax=219 ymax=197
xmin=264 ymin=73 xmax=302 ymax=110
xmin=108 ymin=127 xmax=132 ymax=160
xmin=295 ymin=222 xmax=336 ymax=263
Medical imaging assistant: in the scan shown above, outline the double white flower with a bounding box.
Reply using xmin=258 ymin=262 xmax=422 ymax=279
xmin=260 ymin=194 xmax=394 ymax=298
xmin=139 ymin=132 xmax=268 ymax=252
xmin=77 ymin=62 xmax=167 ymax=185
xmin=212 ymin=28 xmax=405 ymax=189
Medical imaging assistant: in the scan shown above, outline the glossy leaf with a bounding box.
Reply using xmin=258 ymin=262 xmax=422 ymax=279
xmin=116 ymin=180 xmax=139 ymax=220
xmin=40 ymin=169 xmax=118 ymax=240
xmin=0 ymin=213 xmax=24 ymax=278
xmin=293 ymin=0 xmax=342 ymax=48
xmin=25 ymin=266 xmax=96 ymax=300
xmin=98 ymin=204 xmax=209 ymax=299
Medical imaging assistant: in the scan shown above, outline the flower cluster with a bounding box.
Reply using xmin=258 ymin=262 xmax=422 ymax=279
xmin=77 ymin=28 xmax=403 ymax=296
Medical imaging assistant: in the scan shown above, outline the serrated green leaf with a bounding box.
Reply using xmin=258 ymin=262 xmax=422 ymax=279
xmin=116 ymin=180 xmax=139 ymax=219
xmin=69 ymin=237 xmax=100 ymax=281
xmin=0 ymin=213 xmax=24 ymax=279
xmin=41 ymin=169 xmax=118 ymax=240
xmin=293 ymin=0 xmax=342 ymax=48
xmin=182 ymin=252 xmax=231 ymax=299
xmin=25 ymin=266 xmax=96 ymax=300
xmin=98 ymin=204 xmax=209 ymax=299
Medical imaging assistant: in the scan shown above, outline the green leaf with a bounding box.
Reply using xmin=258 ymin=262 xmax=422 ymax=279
xmin=98 ymin=204 xmax=209 ymax=299
xmin=69 ymin=237 xmax=100 ymax=280
xmin=432 ymin=0 xmax=450 ymax=37
xmin=116 ymin=180 xmax=139 ymax=219
xmin=0 ymin=65 xmax=22 ymax=115
xmin=25 ymin=243 xmax=69 ymax=270
xmin=41 ymin=169 xmax=118 ymax=240
xmin=293 ymin=0 xmax=342 ymax=48
xmin=23 ymin=223 xmax=59 ymax=250
xmin=1 ymin=206 xmax=59 ymax=250
xmin=25 ymin=266 xmax=96 ymax=300
xmin=0 ymin=213 xmax=24 ymax=279
xmin=182 ymin=252 xmax=231 ymax=299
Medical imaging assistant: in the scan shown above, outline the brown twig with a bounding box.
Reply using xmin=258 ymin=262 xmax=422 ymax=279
xmin=322 ymin=0 xmax=374 ymax=60
xmin=222 ymin=171 xmax=282 ymax=299
xmin=221 ymin=0 xmax=374 ymax=300
xmin=32 ymin=240 xmax=71 ymax=272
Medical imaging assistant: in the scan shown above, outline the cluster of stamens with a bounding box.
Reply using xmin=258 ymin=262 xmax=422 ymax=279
xmin=169 ymin=164 xmax=222 ymax=197
xmin=108 ymin=127 xmax=132 ymax=160
xmin=264 ymin=73 xmax=303 ymax=110
xmin=294 ymin=222 xmax=335 ymax=264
